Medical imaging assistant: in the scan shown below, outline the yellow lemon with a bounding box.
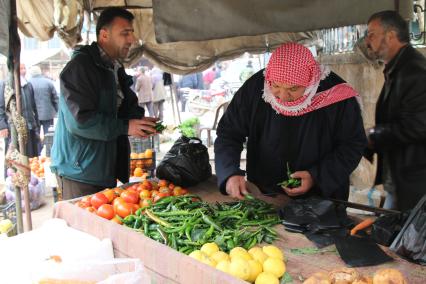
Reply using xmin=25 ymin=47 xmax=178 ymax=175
xmin=230 ymin=247 xmax=252 ymax=261
xmin=201 ymin=242 xmax=220 ymax=256
xmin=247 ymin=259 xmax=263 ymax=283
xmin=216 ymin=260 xmax=231 ymax=274
xmin=211 ymin=251 xmax=230 ymax=263
xmin=189 ymin=250 xmax=204 ymax=261
xmin=229 ymin=257 xmax=251 ymax=281
xmin=255 ymin=272 xmax=280 ymax=284
xmin=262 ymin=245 xmax=284 ymax=260
xmin=200 ymin=255 xmax=217 ymax=267
xmin=263 ymin=258 xmax=286 ymax=278
xmin=249 ymin=247 xmax=269 ymax=264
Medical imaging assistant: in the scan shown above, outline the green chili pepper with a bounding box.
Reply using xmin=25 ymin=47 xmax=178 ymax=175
xmin=277 ymin=162 xmax=301 ymax=188
xmin=146 ymin=209 xmax=172 ymax=227
xmin=133 ymin=217 xmax=142 ymax=229
xmin=201 ymin=214 xmax=222 ymax=231
xmin=155 ymin=121 xmax=166 ymax=132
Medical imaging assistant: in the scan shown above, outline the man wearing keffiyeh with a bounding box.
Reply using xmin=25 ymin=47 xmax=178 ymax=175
xmin=215 ymin=43 xmax=367 ymax=201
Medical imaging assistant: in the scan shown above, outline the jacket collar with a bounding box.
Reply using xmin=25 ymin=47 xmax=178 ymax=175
xmin=383 ymin=44 xmax=412 ymax=78
xmin=73 ymin=42 xmax=117 ymax=70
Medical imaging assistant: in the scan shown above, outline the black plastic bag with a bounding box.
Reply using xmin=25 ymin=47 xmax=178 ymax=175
xmin=390 ymin=194 xmax=426 ymax=265
xmin=371 ymin=211 xmax=410 ymax=247
xmin=156 ymin=136 xmax=212 ymax=187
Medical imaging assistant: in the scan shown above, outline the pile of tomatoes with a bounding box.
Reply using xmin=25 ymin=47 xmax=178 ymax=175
xmin=75 ymin=179 xmax=189 ymax=223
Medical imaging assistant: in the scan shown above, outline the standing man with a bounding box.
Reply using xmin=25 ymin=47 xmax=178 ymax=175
xmin=29 ymin=65 xmax=59 ymax=136
xmin=51 ymin=7 xmax=157 ymax=199
xmin=151 ymin=67 xmax=167 ymax=120
xmin=135 ymin=67 xmax=154 ymax=116
xmin=365 ymin=10 xmax=426 ymax=210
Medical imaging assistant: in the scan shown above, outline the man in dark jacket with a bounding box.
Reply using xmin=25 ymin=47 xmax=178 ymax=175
xmin=365 ymin=11 xmax=426 ymax=211
xmin=215 ymin=43 xmax=366 ymax=201
xmin=0 ymin=65 xmax=41 ymax=162
xmin=29 ymin=66 xmax=58 ymax=135
xmin=51 ymin=7 xmax=157 ymax=199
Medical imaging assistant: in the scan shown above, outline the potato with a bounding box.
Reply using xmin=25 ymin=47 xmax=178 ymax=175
xmin=303 ymin=272 xmax=331 ymax=284
xmin=373 ymin=268 xmax=407 ymax=284
xmin=328 ymin=267 xmax=359 ymax=284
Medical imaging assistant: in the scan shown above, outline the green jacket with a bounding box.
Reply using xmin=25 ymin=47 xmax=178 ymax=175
xmin=51 ymin=42 xmax=144 ymax=187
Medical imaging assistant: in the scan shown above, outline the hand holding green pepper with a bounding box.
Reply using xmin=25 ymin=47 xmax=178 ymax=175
xmin=155 ymin=121 xmax=166 ymax=133
xmin=277 ymin=162 xmax=301 ymax=188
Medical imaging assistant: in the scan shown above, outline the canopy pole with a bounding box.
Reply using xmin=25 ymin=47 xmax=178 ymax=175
xmin=9 ymin=0 xmax=32 ymax=232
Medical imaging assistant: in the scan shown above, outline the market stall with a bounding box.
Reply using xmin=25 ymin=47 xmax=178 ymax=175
xmin=53 ymin=176 xmax=425 ymax=284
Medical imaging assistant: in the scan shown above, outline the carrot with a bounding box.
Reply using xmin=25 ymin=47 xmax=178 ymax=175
xmin=350 ymin=218 xmax=375 ymax=236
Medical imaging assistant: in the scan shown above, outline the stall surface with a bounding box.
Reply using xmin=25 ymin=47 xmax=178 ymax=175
xmin=53 ymin=177 xmax=426 ymax=284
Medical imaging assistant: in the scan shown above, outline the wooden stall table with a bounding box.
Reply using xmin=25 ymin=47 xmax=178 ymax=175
xmin=53 ymin=176 xmax=426 ymax=283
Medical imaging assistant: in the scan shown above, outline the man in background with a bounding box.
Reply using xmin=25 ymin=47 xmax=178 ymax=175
xmin=365 ymin=11 xmax=426 ymax=210
xmin=29 ymin=65 xmax=58 ymax=136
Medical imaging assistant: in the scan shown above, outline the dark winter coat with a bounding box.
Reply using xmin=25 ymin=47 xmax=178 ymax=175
xmin=369 ymin=45 xmax=426 ymax=211
xmin=29 ymin=74 xmax=58 ymax=121
xmin=215 ymin=70 xmax=367 ymax=201
xmin=51 ymin=42 xmax=144 ymax=187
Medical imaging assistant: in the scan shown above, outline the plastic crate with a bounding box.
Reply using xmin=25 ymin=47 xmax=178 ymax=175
xmin=129 ymin=135 xmax=160 ymax=153
xmin=130 ymin=151 xmax=156 ymax=178
xmin=0 ymin=202 xmax=17 ymax=237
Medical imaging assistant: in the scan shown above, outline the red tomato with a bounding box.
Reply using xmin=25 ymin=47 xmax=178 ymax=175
xmin=132 ymin=203 xmax=140 ymax=212
xmin=76 ymin=201 xmax=90 ymax=208
xmin=103 ymin=189 xmax=117 ymax=203
xmin=151 ymin=190 xmax=159 ymax=198
xmin=142 ymin=180 xmax=153 ymax=190
xmin=91 ymin=193 xmax=109 ymax=209
xmin=113 ymin=197 xmax=126 ymax=211
xmin=116 ymin=202 xmax=134 ymax=218
xmin=111 ymin=216 xmax=122 ymax=225
xmin=173 ymin=187 xmax=184 ymax=196
xmin=159 ymin=187 xmax=170 ymax=194
xmin=181 ymin=189 xmax=188 ymax=195
xmin=157 ymin=192 xmax=170 ymax=198
xmin=97 ymin=204 xmax=115 ymax=220
xmin=86 ymin=206 xmax=96 ymax=213
xmin=158 ymin=179 xmax=168 ymax=187
xmin=121 ymin=190 xmax=140 ymax=204
xmin=139 ymin=189 xmax=151 ymax=199
xmin=140 ymin=198 xmax=152 ymax=208
xmin=168 ymin=183 xmax=175 ymax=190
xmin=113 ymin=187 xmax=124 ymax=196
xmin=81 ymin=196 xmax=92 ymax=204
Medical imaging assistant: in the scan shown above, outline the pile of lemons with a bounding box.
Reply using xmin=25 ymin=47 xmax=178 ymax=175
xmin=189 ymin=243 xmax=286 ymax=284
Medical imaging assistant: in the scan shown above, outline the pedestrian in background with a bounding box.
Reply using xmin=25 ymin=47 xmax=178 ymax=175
xmin=151 ymin=67 xmax=167 ymax=120
xmin=135 ymin=66 xmax=154 ymax=116
xmin=29 ymin=65 xmax=59 ymax=136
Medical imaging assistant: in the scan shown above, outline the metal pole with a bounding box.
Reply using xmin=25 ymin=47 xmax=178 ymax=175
xmin=10 ymin=0 xmax=32 ymax=231
xmin=170 ymin=75 xmax=181 ymax=124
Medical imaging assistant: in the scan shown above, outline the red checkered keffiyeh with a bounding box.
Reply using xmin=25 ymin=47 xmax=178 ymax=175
xmin=263 ymin=43 xmax=358 ymax=116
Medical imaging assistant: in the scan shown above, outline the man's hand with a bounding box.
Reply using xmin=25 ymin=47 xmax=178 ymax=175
xmin=0 ymin=129 xmax=9 ymax=138
xmin=128 ymin=117 xmax=157 ymax=138
xmin=225 ymin=175 xmax=249 ymax=200
xmin=282 ymin=170 xmax=314 ymax=197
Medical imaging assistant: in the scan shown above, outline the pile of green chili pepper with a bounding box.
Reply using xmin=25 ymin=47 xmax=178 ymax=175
xmin=277 ymin=162 xmax=301 ymax=188
xmin=121 ymin=194 xmax=281 ymax=254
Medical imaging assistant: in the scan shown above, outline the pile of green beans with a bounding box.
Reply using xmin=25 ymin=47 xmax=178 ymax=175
xmin=121 ymin=194 xmax=281 ymax=254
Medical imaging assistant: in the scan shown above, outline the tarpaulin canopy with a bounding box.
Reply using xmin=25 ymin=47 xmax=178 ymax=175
xmin=0 ymin=0 xmax=413 ymax=74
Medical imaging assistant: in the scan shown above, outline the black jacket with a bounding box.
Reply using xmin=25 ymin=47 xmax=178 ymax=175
xmin=370 ymin=45 xmax=426 ymax=211
xmin=29 ymin=74 xmax=58 ymax=121
xmin=215 ymin=70 xmax=367 ymax=200
xmin=0 ymin=80 xmax=39 ymax=131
